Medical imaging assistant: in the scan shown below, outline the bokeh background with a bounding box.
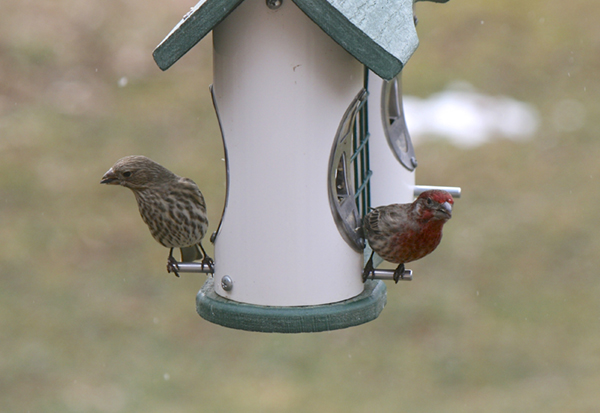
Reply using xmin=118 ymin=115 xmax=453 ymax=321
xmin=2 ymin=0 xmax=599 ymax=411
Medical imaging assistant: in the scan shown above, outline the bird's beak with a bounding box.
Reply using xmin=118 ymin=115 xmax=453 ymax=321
xmin=100 ymin=168 xmax=118 ymax=185
xmin=440 ymin=201 xmax=452 ymax=218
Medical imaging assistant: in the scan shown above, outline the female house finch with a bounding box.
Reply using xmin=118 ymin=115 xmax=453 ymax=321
xmin=101 ymin=155 xmax=212 ymax=277
xmin=362 ymin=189 xmax=453 ymax=283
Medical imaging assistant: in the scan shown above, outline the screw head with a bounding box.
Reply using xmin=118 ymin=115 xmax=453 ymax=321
xmin=221 ymin=275 xmax=233 ymax=291
xmin=266 ymin=0 xmax=282 ymax=9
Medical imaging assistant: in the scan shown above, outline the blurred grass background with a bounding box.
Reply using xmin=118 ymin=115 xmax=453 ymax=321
xmin=1 ymin=0 xmax=599 ymax=411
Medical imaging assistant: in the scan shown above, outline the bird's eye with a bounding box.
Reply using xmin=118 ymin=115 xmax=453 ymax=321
xmin=426 ymin=198 xmax=435 ymax=206
xmin=122 ymin=171 xmax=132 ymax=178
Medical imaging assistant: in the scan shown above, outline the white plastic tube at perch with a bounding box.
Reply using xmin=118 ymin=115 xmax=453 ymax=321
xmin=211 ymin=0 xmax=365 ymax=306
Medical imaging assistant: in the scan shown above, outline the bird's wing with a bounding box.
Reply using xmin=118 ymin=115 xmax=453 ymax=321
xmin=364 ymin=207 xmax=384 ymax=234
xmin=365 ymin=204 xmax=410 ymax=235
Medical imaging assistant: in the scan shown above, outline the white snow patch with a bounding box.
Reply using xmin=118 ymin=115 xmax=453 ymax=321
xmin=404 ymin=82 xmax=540 ymax=148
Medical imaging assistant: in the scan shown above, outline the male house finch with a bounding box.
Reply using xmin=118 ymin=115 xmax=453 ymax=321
xmin=101 ymin=155 xmax=212 ymax=277
xmin=362 ymin=189 xmax=453 ymax=283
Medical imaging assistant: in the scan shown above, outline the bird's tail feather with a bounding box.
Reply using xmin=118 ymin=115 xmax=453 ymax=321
xmin=180 ymin=245 xmax=202 ymax=262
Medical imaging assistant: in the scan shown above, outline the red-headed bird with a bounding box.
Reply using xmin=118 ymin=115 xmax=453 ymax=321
xmin=101 ymin=155 xmax=212 ymax=277
xmin=362 ymin=190 xmax=454 ymax=283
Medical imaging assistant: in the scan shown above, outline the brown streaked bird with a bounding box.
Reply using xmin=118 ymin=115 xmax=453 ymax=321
xmin=101 ymin=155 xmax=212 ymax=277
xmin=362 ymin=190 xmax=454 ymax=283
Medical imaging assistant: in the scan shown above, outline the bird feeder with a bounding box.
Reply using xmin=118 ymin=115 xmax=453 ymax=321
xmin=153 ymin=0 xmax=454 ymax=332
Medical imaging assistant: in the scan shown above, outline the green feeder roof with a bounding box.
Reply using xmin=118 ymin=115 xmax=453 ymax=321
xmin=153 ymin=0 xmax=448 ymax=80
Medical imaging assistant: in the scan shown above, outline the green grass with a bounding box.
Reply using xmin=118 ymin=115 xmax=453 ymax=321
xmin=1 ymin=0 xmax=600 ymax=411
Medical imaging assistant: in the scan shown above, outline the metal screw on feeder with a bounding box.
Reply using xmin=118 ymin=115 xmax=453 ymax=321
xmin=152 ymin=0 xmax=452 ymax=333
xmin=266 ymin=0 xmax=282 ymax=9
xmin=221 ymin=276 xmax=233 ymax=292
xmin=410 ymin=156 xmax=418 ymax=168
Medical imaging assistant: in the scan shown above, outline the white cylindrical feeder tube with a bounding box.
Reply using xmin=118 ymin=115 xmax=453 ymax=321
xmin=212 ymin=0 xmax=365 ymax=306
xmin=367 ymin=73 xmax=416 ymax=207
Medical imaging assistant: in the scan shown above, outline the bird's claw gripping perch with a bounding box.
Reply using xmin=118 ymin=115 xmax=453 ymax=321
xmin=393 ymin=263 xmax=405 ymax=284
xmin=363 ymin=251 xmax=409 ymax=284
xmin=167 ymin=247 xmax=215 ymax=276
xmin=167 ymin=255 xmax=181 ymax=277
xmin=362 ymin=251 xmax=375 ymax=282
xmin=362 ymin=260 xmax=413 ymax=282
xmin=199 ymin=243 xmax=213 ymax=267
xmin=201 ymin=255 xmax=214 ymax=267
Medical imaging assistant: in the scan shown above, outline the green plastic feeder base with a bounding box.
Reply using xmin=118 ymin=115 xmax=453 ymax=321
xmin=196 ymin=278 xmax=387 ymax=333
